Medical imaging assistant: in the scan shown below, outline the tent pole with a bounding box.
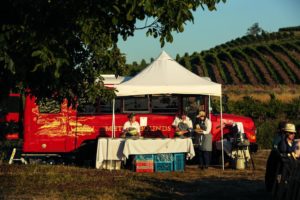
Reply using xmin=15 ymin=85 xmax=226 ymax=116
xmin=208 ymin=96 xmax=211 ymax=119
xmin=220 ymin=96 xmax=224 ymax=170
xmin=109 ymin=98 xmax=116 ymax=171
xmin=112 ymin=98 xmax=116 ymax=138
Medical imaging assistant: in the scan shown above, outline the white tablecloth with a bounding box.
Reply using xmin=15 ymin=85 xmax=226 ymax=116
xmin=123 ymin=138 xmax=195 ymax=159
xmin=95 ymin=138 xmax=125 ymax=169
xmin=95 ymin=138 xmax=195 ymax=169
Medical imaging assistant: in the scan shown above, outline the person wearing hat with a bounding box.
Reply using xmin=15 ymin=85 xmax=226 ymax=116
xmin=172 ymin=111 xmax=193 ymax=137
xmin=265 ymin=121 xmax=287 ymax=192
xmin=122 ymin=113 xmax=141 ymax=137
xmin=272 ymin=121 xmax=287 ymax=150
xmin=278 ymin=123 xmax=297 ymax=155
xmin=194 ymin=110 xmax=212 ymax=169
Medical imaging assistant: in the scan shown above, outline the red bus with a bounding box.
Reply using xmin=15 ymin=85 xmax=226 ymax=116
xmin=22 ymin=76 xmax=257 ymax=156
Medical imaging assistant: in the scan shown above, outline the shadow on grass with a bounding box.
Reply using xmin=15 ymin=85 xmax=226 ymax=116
xmin=122 ymin=176 xmax=271 ymax=200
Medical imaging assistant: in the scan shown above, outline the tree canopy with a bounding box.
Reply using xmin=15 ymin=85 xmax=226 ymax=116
xmin=246 ymin=22 xmax=265 ymax=36
xmin=0 ymin=0 xmax=225 ymax=105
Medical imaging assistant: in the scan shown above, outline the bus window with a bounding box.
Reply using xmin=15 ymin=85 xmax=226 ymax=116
xmin=124 ymin=96 xmax=149 ymax=112
xmin=38 ymin=99 xmax=61 ymax=114
xmin=77 ymin=98 xmax=122 ymax=114
xmin=0 ymin=96 xmax=20 ymax=114
xmin=152 ymin=96 xmax=178 ymax=113
xmin=77 ymin=98 xmax=98 ymax=114
xmin=99 ymin=99 xmax=122 ymax=113
xmin=182 ymin=96 xmax=205 ymax=124
xmin=77 ymin=103 xmax=97 ymax=114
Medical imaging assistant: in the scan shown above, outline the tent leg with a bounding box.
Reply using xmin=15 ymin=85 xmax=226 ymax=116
xmin=208 ymin=96 xmax=211 ymax=118
xmin=112 ymin=98 xmax=115 ymax=138
xmin=109 ymin=98 xmax=116 ymax=171
xmin=220 ymin=96 xmax=224 ymax=170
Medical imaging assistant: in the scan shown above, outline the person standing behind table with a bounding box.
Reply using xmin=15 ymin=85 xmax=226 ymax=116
xmin=172 ymin=111 xmax=193 ymax=137
xmin=194 ymin=111 xmax=212 ymax=169
xmin=122 ymin=113 xmax=140 ymax=170
xmin=122 ymin=113 xmax=141 ymax=137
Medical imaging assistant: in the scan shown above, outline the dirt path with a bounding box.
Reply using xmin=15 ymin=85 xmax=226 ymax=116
xmin=273 ymin=51 xmax=300 ymax=83
xmin=195 ymin=64 xmax=205 ymax=77
xmin=250 ymin=57 xmax=275 ymax=85
xmin=221 ymin=60 xmax=241 ymax=84
xmin=236 ymin=59 xmax=258 ymax=84
xmin=211 ymin=64 xmax=224 ymax=84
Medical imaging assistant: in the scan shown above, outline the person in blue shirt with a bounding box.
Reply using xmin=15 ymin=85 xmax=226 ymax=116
xmin=265 ymin=122 xmax=297 ymax=192
xmin=278 ymin=123 xmax=296 ymax=155
xmin=272 ymin=121 xmax=287 ymax=150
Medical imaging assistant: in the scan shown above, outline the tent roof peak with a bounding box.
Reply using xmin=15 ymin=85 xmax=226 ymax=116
xmin=157 ymin=51 xmax=173 ymax=61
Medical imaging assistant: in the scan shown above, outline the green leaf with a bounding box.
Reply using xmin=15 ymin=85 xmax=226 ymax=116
xmin=32 ymin=63 xmax=42 ymax=72
xmin=5 ymin=56 xmax=15 ymax=74
xmin=178 ymin=25 xmax=184 ymax=32
xmin=112 ymin=17 xmax=118 ymax=25
xmin=126 ymin=12 xmax=133 ymax=21
xmin=113 ymin=5 xmax=120 ymax=13
xmin=31 ymin=50 xmax=42 ymax=57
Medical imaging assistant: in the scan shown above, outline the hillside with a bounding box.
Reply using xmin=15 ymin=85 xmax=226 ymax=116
xmin=178 ymin=27 xmax=300 ymax=85
xmin=127 ymin=26 xmax=300 ymax=86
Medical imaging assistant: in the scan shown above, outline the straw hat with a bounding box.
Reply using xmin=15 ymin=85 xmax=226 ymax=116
xmin=283 ymin=123 xmax=296 ymax=133
xmin=197 ymin=111 xmax=206 ymax=118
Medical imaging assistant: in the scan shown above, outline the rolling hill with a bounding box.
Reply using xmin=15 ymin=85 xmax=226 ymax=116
xmin=127 ymin=26 xmax=300 ymax=86
xmin=176 ymin=26 xmax=300 ymax=85
xmin=126 ymin=26 xmax=300 ymax=102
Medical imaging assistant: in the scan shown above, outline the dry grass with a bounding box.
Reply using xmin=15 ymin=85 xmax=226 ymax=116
xmin=0 ymin=150 xmax=271 ymax=200
xmin=223 ymin=85 xmax=300 ymax=102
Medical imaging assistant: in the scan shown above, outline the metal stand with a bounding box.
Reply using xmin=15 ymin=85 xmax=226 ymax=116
xmin=9 ymin=148 xmax=28 ymax=165
xmin=234 ymin=144 xmax=255 ymax=170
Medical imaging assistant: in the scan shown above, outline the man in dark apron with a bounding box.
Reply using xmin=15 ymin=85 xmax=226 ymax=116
xmin=194 ymin=111 xmax=212 ymax=169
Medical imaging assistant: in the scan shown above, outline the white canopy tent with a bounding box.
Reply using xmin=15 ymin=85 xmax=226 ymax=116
xmin=112 ymin=51 xmax=225 ymax=170
xmin=115 ymin=51 xmax=221 ymax=97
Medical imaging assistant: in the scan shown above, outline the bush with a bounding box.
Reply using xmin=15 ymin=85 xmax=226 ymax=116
xmin=256 ymin=119 xmax=280 ymax=149
xmin=212 ymin=95 xmax=300 ymax=149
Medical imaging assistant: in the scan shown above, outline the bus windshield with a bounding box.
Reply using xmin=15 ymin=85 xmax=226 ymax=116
xmin=0 ymin=96 xmax=20 ymax=114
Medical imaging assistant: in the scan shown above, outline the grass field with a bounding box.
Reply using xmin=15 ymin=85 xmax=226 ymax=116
xmin=0 ymin=150 xmax=271 ymax=200
xmin=223 ymin=85 xmax=300 ymax=102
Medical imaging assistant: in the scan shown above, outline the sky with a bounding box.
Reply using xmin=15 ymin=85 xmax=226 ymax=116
xmin=117 ymin=0 xmax=300 ymax=64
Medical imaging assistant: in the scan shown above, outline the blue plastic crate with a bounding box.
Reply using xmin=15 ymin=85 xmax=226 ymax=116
xmin=135 ymin=154 xmax=154 ymax=161
xmin=154 ymin=153 xmax=173 ymax=162
xmin=154 ymin=161 xmax=173 ymax=172
xmin=154 ymin=154 xmax=173 ymax=172
xmin=174 ymin=153 xmax=185 ymax=171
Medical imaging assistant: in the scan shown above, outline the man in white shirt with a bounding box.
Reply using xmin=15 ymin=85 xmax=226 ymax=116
xmin=172 ymin=112 xmax=193 ymax=137
xmin=123 ymin=113 xmax=140 ymax=137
